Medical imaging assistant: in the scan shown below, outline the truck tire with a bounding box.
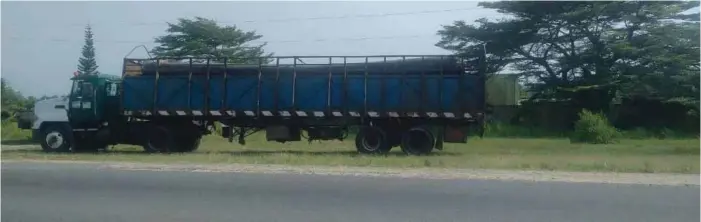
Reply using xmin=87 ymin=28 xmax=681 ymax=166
xmin=400 ymin=126 xmax=435 ymax=156
xmin=174 ymin=135 xmax=202 ymax=153
xmin=143 ymin=125 xmax=176 ymax=153
xmin=355 ymin=126 xmax=391 ymax=154
xmin=39 ymin=124 xmax=72 ymax=153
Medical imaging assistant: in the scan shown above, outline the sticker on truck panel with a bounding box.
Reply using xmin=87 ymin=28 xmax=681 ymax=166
xmin=107 ymin=83 xmax=118 ymax=96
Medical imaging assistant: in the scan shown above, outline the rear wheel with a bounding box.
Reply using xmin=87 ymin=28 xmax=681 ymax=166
xmin=174 ymin=135 xmax=202 ymax=153
xmin=355 ymin=126 xmax=391 ymax=154
xmin=400 ymin=126 xmax=435 ymax=156
xmin=39 ymin=125 xmax=72 ymax=153
xmin=143 ymin=125 xmax=176 ymax=153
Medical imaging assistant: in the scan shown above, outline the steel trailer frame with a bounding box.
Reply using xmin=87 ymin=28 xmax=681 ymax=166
xmin=120 ymin=55 xmax=487 ymax=124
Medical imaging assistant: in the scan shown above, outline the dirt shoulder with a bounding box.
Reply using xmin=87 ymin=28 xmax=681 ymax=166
xmin=3 ymin=159 xmax=698 ymax=186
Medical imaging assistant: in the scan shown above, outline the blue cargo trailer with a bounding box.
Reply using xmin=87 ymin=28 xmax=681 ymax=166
xmin=19 ymin=54 xmax=487 ymax=155
xmin=122 ymin=56 xmax=483 ymax=119
xmin=118 ymin=55 xmax=487 ymax=155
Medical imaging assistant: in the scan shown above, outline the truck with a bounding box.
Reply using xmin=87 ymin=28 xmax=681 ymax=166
xmin=18 ymin=54 xmax=486 ymax=156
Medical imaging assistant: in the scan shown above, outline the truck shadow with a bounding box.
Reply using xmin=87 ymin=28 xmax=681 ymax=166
xmin=1 ymin=149 xmax=461 ymax=157
xmin=200 ymin=150 xmax=461 ymax=157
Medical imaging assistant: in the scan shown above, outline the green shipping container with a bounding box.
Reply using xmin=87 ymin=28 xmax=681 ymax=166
xmin=485 ymin=74 xmax=521 ymax=106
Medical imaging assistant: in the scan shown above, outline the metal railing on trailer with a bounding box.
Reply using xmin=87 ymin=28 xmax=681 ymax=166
xmin=119 ymin=54 xmax=487 ymax=122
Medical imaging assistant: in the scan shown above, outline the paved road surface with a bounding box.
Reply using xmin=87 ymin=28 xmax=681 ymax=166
xmin=2 ymin=162 xmax=699 ymax=222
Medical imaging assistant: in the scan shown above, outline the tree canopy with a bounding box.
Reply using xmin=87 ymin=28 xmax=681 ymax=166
xmin=77 ymin=24 xmax=99 ymax=76
xmin=1 ymin=78 xmax=36 ymax=120
xmin=151 ymin=17 xmax=272 ymax=64
xmin=436 ymin=1 xmax=700 ymax=112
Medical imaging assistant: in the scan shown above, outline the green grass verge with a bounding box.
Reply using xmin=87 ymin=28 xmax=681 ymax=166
xmin=2 ymin=120 xmax=698 ymax=173
xmin=1 ymin=120 xmax=32 ymax=144
xmin=3 ymin=131 xmax=698 ymax=174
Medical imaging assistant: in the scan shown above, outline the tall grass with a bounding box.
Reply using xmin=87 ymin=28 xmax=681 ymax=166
xmin=621 ymin=127 xmax=699 ymax=140
xmin=483 ymin=122 xmax=567 ymax=138
xmin=483 ymin=121 xmax=697 ymax=140
xmin=1 ymin=119 xmax=696 ymax=145
xmin=1 ymin=120 xmax=31 ymax=141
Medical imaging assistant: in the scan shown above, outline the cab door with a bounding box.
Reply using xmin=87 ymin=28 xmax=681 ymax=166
xmin=68 ymin=80 xmax=98 ymax=129
xmin=101 ymin=81 xmax=121 ymax=120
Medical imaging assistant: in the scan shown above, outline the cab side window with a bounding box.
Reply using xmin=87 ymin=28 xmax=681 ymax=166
xmin=81 ymin=82 xmax=94 ymax=98
xmin=71 ymin=80 xmax=83 ymax=96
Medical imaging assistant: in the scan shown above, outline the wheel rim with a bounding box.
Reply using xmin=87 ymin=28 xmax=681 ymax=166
xmin=362 ymin=131 xmax=381 ymax=151
xmin=45 ymin=132 xmax=64 ymax=149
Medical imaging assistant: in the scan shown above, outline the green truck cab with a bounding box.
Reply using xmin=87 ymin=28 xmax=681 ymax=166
xmin=19 ymin=74 xmax=125 ymax=152
xmin=68 ymin=74 xmax=122 ymax=130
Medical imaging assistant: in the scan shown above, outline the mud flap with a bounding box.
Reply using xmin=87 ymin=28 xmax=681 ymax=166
xmin=443 ymin=125 xmax=468 ymax=143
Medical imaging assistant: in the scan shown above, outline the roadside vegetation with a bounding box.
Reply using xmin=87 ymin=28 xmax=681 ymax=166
xmin=3 ymin=118 xmax=698 ymax=174
xmin=1 ymin=1 xmax=699 ymax=174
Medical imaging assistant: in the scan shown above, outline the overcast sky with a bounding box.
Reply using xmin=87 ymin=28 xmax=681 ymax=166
xmin=1 ymin=1 xmax=500 ymax=97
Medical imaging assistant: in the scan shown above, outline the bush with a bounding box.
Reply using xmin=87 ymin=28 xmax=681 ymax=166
xmin=570 ymin=109 xmax=621 ymax=144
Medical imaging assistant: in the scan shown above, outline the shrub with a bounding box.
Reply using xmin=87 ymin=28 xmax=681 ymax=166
xmin=570 ymin=109 xmax=621 ymax=144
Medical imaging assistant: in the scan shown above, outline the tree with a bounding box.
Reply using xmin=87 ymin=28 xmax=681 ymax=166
xmin=612 ymin=9 xmax=700 ymax=107
xmin=151 ymin=17 xmax=272 ymax=64
xmin=436 ymin=1 xmax=699 ymax=112
xmin=77 ymin=24 xmax=99 ymax=75
xmin=1 ymin=78 xmax=30 ymax=120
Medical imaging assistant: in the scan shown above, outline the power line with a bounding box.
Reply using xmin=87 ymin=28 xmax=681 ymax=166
xmin=217 ymin=7 xmax=482 ymax=24
xmin=33 ymin=7 xmax=483 ymax=28
xmin=5 ymin=34 xmax=438 ymax=45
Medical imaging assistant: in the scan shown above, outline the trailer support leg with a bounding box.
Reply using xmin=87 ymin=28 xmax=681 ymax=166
xmin=238 ymin=127 xmax=246 ymax=145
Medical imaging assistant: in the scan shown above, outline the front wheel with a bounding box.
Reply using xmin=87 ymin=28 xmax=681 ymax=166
xmin=40 ymin=125 xmax=72 ymax=153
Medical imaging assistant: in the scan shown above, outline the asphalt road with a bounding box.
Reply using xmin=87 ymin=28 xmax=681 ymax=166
xmin=2 ymin=162 xmax=699 ymax=222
